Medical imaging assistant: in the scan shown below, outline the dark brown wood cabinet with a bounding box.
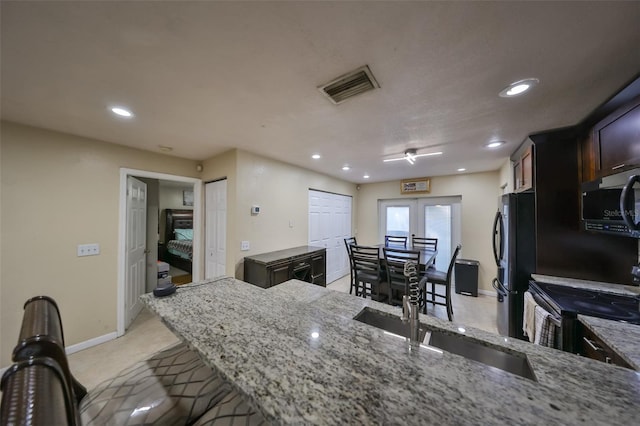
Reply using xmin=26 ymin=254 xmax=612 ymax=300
xmin=576 ymin=321 xmax=633 ymax=369
xmin=512 ymin=141 xmax=534 ymax=192
xmin=532 ymin=128 xmax=638 ymax=285
xmin=590 ymin=95 xmax=640 ymax=177
xmin=243 ymin=246 xmax=326 ymax=289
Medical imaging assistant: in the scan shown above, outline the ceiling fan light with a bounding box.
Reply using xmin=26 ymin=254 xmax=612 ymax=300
xmin=383 ymin=150 xmax=442 ymax=163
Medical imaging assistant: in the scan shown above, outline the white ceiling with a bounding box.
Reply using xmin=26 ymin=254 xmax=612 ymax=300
xmin=2 ymin=1 xmax=639 ymax=183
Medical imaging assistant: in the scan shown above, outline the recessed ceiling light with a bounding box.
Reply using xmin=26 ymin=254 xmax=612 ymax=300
xmin=486 ymin=141 xmax=505 ymax=149
xmin=457 ymin=168 xmax=466 ymax=172
xmin=158 ymin=145 xmax=173 ymax=152
xmin=110 ymin=106 xmax=133 ymax=118
xmin=363 ymin=174 xmax=370 ymax=179
xmin=499 ymin=78 xmax=539 ymax=97
xmin=342 ymin=165 xmax=350 ymax=171
xmin=312 ymin=154 xmax=321 ymax=160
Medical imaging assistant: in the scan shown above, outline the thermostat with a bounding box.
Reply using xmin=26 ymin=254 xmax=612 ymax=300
xmin=251 ymin=205 xmax=260 ymax=215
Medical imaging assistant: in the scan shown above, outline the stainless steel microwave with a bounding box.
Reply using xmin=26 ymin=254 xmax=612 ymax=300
xmin=581 ymin=167 xmax=640 ymax=238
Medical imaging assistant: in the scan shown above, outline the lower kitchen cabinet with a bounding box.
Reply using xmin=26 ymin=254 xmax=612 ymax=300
xmin=576 ymin=321 xmax=633 ymax=369
xmin=244 ymin=246 xmax=326 ymax=289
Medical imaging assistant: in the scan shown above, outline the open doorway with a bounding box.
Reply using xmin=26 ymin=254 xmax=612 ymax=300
xmin=117 ymin=168 xmax=202 ymax=337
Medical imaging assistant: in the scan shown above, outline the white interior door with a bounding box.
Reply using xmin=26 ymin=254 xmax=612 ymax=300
xmin=309 ymin=190 xmax=352 ymax=284
xmin=205 ymin=179 xmax=227 ymax=279
xmin=125 ymin=176 xmax=147 ymax=329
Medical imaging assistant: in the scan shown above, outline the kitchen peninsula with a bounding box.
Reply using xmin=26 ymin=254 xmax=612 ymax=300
xmin=141 ymin=278 xmax=640 ymax=425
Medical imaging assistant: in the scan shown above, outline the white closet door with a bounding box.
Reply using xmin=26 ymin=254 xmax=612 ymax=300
xmin=205 ymin=179 xmax=227 ymax=279
xmin=309 ymin=190 xmax=352 ymax=284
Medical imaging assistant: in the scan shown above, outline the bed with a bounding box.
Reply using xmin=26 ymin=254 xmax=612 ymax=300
xmin=161 ymin=209 xmax=193 ymax=274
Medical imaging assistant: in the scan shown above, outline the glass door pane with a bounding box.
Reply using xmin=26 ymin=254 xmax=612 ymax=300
xmin=424 ymin=205 xmax=452 ymax=271
xmin=386 ymin=206 xmax=410 ymax=237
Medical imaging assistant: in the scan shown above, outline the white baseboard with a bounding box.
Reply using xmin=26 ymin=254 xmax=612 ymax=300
xmin=0 ymin=332 xmax=117 ymax=375
xmin=65 ymin=332 xmax=118 ymax=355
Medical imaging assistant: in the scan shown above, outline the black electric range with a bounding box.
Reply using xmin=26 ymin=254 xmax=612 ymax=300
xmin=528 ymin=281 xmax=640 ymax=352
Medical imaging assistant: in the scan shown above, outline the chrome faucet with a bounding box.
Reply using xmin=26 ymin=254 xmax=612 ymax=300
xmin=402 ymin=261 xmax=421 ymax=347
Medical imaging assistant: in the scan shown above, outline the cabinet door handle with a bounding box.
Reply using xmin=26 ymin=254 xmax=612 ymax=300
xmin=583 ymin=337 xmax=602 ymax=351
xmin=612 ymin=163 xmax=626 ymax=170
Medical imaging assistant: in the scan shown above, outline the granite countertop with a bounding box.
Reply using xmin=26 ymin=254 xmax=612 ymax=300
xmin=532 ymin=273 xmax=640 ymax=296
xmin=578 ymin=314 xmax=640 ymax=370
xmin=531 ymin=273 xmax=640 ymax=369
xmin=141 ymin=278 xmax=640 ymax=425
xmin=243 ymin=245 xmax=325 ymax=264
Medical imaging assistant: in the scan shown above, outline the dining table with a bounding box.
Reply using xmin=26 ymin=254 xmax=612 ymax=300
xmin=375 ymin=243 xmax=438 ymax=270
xmin=368 ymin=244 xmax=438 ymax=304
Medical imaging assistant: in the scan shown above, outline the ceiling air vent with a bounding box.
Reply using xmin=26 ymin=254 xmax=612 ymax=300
xmin=319 ymin=65 xmax=380 ymax=105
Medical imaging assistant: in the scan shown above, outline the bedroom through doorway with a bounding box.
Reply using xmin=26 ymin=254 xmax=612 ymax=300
xmin=118 ymin=168 xmax=202 ymax=336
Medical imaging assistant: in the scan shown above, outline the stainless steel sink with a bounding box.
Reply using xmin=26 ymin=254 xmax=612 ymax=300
xmin=353 ymin=308 xmax=536 ymax=381
xmin=353 ymin=308 xmax=428 ymax=341
xmin=425 ymin=330 xmax=537 ymax=381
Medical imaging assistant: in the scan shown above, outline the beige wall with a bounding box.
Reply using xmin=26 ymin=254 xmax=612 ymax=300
xmin=499 ymin=159 xmax=513 ymax=194
xmin=355 ymin=171 xmax=501 ymax=293
xmin=0 ymin=122 xmax=199 ymax=366
xmin=202 ymin=149 xmax=358 ymax=279
xmin=159 ymin=183 xmax=194 ymax=211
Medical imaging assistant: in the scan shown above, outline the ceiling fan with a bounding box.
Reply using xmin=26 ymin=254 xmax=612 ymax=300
xmin=383 ymin=148 xmax=443 ymax=165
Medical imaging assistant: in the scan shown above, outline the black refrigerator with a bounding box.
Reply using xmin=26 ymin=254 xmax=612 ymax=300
xmin=491 ymin=192 xmax=536 ymax=340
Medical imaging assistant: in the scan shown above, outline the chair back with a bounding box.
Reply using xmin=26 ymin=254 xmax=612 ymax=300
xmin=1 ymin=357 xmax=80 ymax=426
xmin=344 ymin=237 xmax=357 ymax=257
xmin=411 ymin=235 xmax=438 ymax=251
xmin=12 ymin=296 xmax=87 ymax=403
xmin=351 ymin=245 xmax=382 ymax=277
xmin=384 ymin=235 xmax=407 ymax=248
xmin=383 ymin=248 xmax=421 ymax=291
xmin=445 ymin=245 xmax=462 ymax=283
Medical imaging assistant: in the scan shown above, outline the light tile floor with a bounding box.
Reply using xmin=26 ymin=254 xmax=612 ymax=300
xmin=70 ymin=275 xmax=497 ymax=389
xmin=68 ymin=308 xmax=179 ymax=391
xmin=327 ymin=275 xmax=498 ymax=334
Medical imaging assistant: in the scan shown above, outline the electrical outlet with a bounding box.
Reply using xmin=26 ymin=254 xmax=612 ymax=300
xmin=77 ymin=243 xmax=100 ymax=257
xmin=241 ymin=241 xmax=250 ymax=251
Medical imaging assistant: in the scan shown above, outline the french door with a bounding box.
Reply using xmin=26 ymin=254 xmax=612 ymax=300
xmin=379 ymin=197 xmax=461 ymax=271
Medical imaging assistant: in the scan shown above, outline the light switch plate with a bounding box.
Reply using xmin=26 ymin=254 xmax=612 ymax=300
xmin=241 ymin=241 xmax=250 ymax=251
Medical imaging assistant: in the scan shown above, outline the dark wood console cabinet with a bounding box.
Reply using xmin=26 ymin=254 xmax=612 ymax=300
xmin=244 ymin=246 xmax=326 ymax=289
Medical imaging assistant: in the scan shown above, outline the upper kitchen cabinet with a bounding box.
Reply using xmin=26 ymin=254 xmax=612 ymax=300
xmin=512 ymin=139 xmax=534 ymax=192
xmin=590 ymin=95 xmax=640 ymax=178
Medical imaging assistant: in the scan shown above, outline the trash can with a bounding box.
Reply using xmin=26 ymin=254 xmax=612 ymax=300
xmin=455 ymin=259 xmax=479 ymax=297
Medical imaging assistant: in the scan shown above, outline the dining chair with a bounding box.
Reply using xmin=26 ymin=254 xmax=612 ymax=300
xmin=419 ymin=244 xmax=461 ymax=321
xmin=384 ymin=235 xmax=408 ymax=248
xmin=344 ymin=237 xmax=358 ymax=294
xmin=351 ymin=245 xmax=387 ymax=302
xmin=383 ymin=247 xmax=421 ymax=306
xmin=411 ymin=235 xmax=438 ymax=269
